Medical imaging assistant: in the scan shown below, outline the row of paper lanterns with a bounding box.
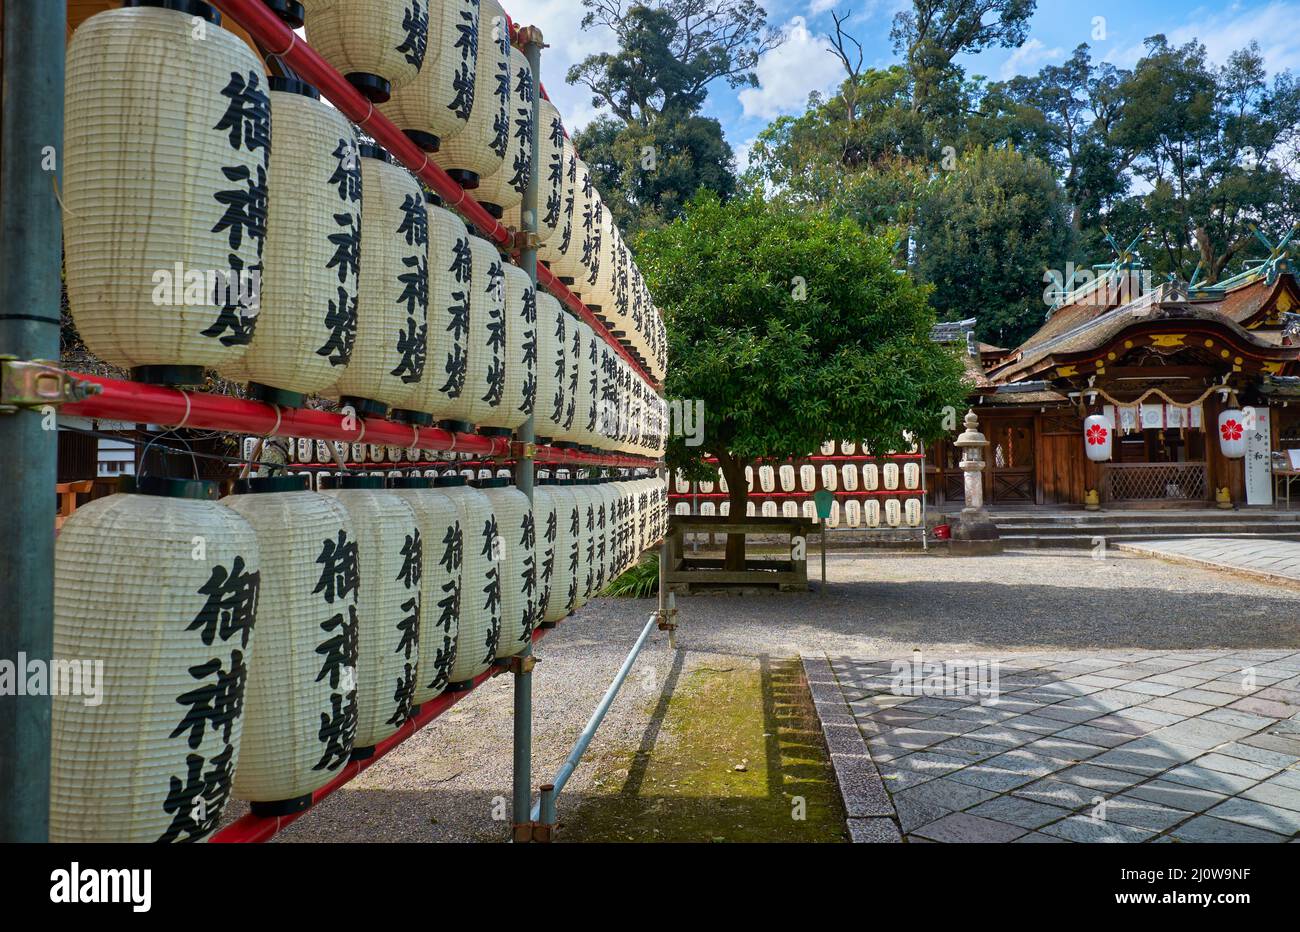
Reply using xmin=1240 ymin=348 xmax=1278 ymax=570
xmin=50 ymin=473 xmax=666 ymax=842
xmin=62 ymin=1 xmax=664 ymax=448
xmin=673 ymin=462 xmax=924 ymax=494
xmin=1083 ymin=409 xmax=1250 ymax=461
xmin=677 ymin=497 xmax=924 ymax=528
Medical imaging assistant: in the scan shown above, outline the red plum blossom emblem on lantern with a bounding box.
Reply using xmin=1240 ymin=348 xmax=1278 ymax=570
xmin=1221 ymin=419 xmax=1243 ymax=442
xmin=1086 ymin=423 xmax=1108 ymax=445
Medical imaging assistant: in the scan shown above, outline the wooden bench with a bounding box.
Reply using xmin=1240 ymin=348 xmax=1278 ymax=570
xmin=664 ymin=515 xmax=816 ymax=593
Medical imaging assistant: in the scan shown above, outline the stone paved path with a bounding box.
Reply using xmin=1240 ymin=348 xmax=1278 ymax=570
xmin=819 ymin=649 xmax=1300 ymax=842
xmin=1118 ymin=538 xmax=1300 ymax=587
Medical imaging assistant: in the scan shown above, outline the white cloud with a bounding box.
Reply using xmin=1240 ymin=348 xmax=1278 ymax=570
xmin=1102 ymin=1 xmax=1300 ymax=74
xmin=808 ymin=0 xmax=839 ymax=12
xmin=737 ymin=15 xmax=847 ymax=120
xmin=1000 ymin=37 xmax=1064 ymax=79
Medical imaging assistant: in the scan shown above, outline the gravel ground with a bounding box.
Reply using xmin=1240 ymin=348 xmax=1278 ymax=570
xmin=223 ymin=547 xmax=1300 ymax=842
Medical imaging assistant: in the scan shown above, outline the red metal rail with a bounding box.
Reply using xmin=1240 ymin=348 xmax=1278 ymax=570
xmin=212 ymin=625 xmax=553 ymax=843
xmin=62 ymin=374 xmax=662 ymax=468
xmin=211 ymin=0 xmax=661 ymax=393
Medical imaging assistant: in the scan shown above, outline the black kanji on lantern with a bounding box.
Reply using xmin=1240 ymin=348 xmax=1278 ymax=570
xmin=190 ymin=557 xmax=260 ymax=648
xmin=481 ymin=515 xmax=501 ymax=664
xmin=387 ymin=662 xmax=417 ymax=726
xmin=490 ymin=52 xmax=510 ymax=158
xmin=313 ymin=690 xmax=358 ymax=772
xmin=328 ymin=137 xmax=362 ymax=203
xmin=482 ymin=259 xmax=506 ymax=406
xmin=448 ymin=10 xmax=477 ymax=120
xmin=170 ymin=649 xmax=247 ymax=750
xmin=398 ymin=528 xmax=423 ymax=590
xmin=397 ymin=1 xmax=428 ymax=71
xmin=392 ymin=302 xmax=428 ymax=385
xmin=398 ymin=194 xmax=429 ymax=248
xmin=317 ymin=285 xmax=358 ymax=367
xmin=519 ymin=286 xmax=537 ymax=415
xmin=212 ymin=164 xmax=268 ymax=253
xmin=214 ymin=70 xmax=270 ymax=154
xmin=314 ymin=530 xmax=360 ymax=605
xmin=327 ymin=212 xmax=361 ymax=284
xmin=316 ymin=605 xmax=360 ymax=690
xmin=201 ymin=253 xmax=260 ymax=347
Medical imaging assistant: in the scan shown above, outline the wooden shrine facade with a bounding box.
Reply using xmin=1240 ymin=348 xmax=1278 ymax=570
xmin=930 ymin=260 xmax=1300 ymax=510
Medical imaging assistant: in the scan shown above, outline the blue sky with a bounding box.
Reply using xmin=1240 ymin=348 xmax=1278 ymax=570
xmin=506 ymin=0 xmax=1300 ymax=170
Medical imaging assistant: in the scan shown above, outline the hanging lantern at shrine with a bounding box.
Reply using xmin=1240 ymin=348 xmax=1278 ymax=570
xmin=389 ymin=479 xmax=460 ymax=707
xmin=51 ymin=478 xmax=261 ymax=842
xmin=411 ymin=193 xmax=474 ymax=426
xmin=477 ymin=480 xmax=535 ymax=658
xmin=575 ymin=164 xmax=601 ymax=299
xmin=575 ymin=319 xmax=603 ymax=449
xmin=506 ymin=98 xmax=567 ymax=244
xmin=303 ymin=0 xmax=428 ymax=104
xmin=439 ymin=476 xmax=501 ymax=686
xmin=330 ymin=147 xmax=428 ymax=419
xmin=462 ymin=235 xmax=509 ymax=427
xmin=432 ymin=0 xmax=509 ymax=189
xmin=321 ymin=478 xmax=421 ymax=757
xmin=1218 ymin=409 xmax=1247 ymax=459
xmin=538 ymin=137 xmax=582 ymax=285
xmin=535 ymin=292 xmax=569 ymax=443
xmin=229 ymin=78 xmax=361 ymax=407
xmin=223 ymin=476 xmax=358 ymax=815
xmin=377 ymin=0 xmax=479 ymax=151
xmin=533 ymin=484 xmax=562 ymax=624
xmin=1084 ymin=413 xmax=1114 ymax=462
xmin=63 ymin=2 xmax=269 ymax=386
xmin=477 ymin=262 xmax=536 ymax=433
xmin=476 ymin=45 xmax=533 ymax=217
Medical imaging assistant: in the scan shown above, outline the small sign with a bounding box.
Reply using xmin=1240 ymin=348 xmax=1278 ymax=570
xmin=813 ymin=489 xmax=834 ymax=520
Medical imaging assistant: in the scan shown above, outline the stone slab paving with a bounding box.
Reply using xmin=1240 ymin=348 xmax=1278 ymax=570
xmin=817 ymin=649 xmax=1300 ymax=842
xmin=1117 ymin=538 xmax=1300 ymax=587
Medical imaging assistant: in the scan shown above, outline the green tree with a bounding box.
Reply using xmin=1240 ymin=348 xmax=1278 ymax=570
xmin=914 ymin=146 xmax=1074 ymax=348
xmin=637 ymin=192 xmax=967 ymax=567
xmin=890 ymin=0 xmax=1037 ymax=114
xmin=1109 ymin=37 xmax=1300 ymax=282
xmin=574 ymin=110 xmax=736 ymax=235
xmin=569 ymin=0 xmax=779 ymax=125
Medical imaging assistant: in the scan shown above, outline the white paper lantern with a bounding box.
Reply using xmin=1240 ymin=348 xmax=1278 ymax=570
xmin=844 ymin=499 xmax=862 ymax=527
xmin=432 ymin=0 xmax=509 ymax=189
xmin=539 ymin=484 xmax=576 ymax=623
xmin=52 ymin=479 xmax=261 ymax=842
xmin=904 ymin=462 xmax=921 ymax=490
xmin=477 ymin=262 xmax=536 ymax=432
xmin=321 ymin=480 xmax=421 ymax=755
xmin=462 ymin=234 xmax=508 ymax=426
xmin=223 ymin=477 xmax=359 ymax=813
xmin=800 ymin=464 xmax=817 ymax=492
xmin=821 ymin=464 xmax=837 ymax=491
xmin=1218 ymin=409 xmax=1247 ymax=459
xmin=883 ymin=463 xmax=900 ymax=490
xmin=389 ymin=480 xmax=461 ymax=706
xmin=64 ymin=4 xmax=269 ymax=385
xmin=479 ymin=480 xmax=536 ymax=658
xmin=779 ymin=464 xmax=796 ymax=492
xmin=534 ymin=292 xmax=569 ymax=442
xmin=905 ymin=498 xmax=922 ymax=527
xmin=230 ymin=80 xmax=361 ymax=406
xmin=476 ymin=45 xmax=534 ymax=216
xmin=841 ymin=463 xmax=859 ymax=491
xmin=409 ymin=195 xmax=473 ymax=424
xmin=865 ymin=499 xmax=881 ymax=527
xmin=437 ymin=476 xmax=501 ymax=684
xmin=1084 ymin=413 xmax=1114 ymax=462
xmin=862 ymin=463 xmax=878 ymax=490
xmin=539 ymin=140 xmax=583 ymax=286
xmin=304 ymin=0 xmax=428 ymax=103
xmin=329 ymin=149 xmax=427 ymax=417
xmin=885 ymin=499 xmax=902 ymax=527
xmin=378 ymin=0 xmax=480 ymax=151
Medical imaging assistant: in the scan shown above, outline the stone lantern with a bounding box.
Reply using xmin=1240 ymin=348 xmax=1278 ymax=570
xmin=950 ymin=409 xmax=1002 ymax=555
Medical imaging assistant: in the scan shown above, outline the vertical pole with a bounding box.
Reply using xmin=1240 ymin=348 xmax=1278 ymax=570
xmin=511 ymin=25 xmax=544 ymax=843
xmin=821 ymin=524 xmax=826 ymax=596
xmin=0 ymin=0 xmax=65 ymax=843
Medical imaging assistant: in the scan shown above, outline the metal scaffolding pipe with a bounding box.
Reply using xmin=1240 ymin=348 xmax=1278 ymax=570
xmin=530 ymin=614 xmax=659 ymax=825
xmin=0 ymin=0 xmax=65 ymax=843
xmin=510 ymin=27 xmax=544 ymax=842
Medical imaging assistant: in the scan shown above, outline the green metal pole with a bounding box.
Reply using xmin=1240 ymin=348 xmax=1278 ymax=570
xmin=511 ymin=26 xmax=544 ymax=842
xmin=0 ymin=0 xmax=66 ymax=842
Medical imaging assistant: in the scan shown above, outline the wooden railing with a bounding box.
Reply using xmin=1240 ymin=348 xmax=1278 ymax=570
xmin=1103 ymin=462 xmax=1210 ymax=503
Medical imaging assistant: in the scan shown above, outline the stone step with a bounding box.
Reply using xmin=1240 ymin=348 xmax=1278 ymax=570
xmin=997 ymin=522 xmax=1300 ymax=537
xmin=1000 ymin=530 xmax=1300 ymax=549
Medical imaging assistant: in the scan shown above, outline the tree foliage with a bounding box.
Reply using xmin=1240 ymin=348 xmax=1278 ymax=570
xmin=915 ymin=146 xmax=1074 ymax=348
xmin=637 ymin=192 xmax=967 ymax=565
